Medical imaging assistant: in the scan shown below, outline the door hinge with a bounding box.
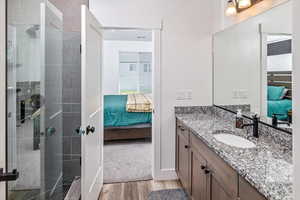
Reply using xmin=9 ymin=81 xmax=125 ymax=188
xmin=80 ymin=156 xmax=82 ymax=166
xmin=0 ymin=168 xmax=19 ymax=182
xmin=80 ymin=44 xmax=82 ymax=54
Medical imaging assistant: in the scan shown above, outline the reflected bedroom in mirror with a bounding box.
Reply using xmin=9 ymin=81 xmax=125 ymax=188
xmin=213 ymin=0 xmax=292 ymax=133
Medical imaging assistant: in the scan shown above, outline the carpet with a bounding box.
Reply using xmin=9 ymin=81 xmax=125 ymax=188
xmin=104 ymin=140 xmax=152 ymax=183
xmin=148 ymin=189 xmax=189 ymax=200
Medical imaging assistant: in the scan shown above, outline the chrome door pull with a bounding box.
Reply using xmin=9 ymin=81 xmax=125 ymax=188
xmin=75 ymin=127 xmax=85 ymax=135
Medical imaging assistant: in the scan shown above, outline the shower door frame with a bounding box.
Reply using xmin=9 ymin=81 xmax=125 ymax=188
xmin=0 ymin=0 xmax=6 ymax=199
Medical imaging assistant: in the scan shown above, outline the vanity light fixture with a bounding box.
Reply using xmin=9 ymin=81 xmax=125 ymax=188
xmin=238 ymin=0 xmax=252 ymax=9
xmin=225 ymin=0 xmax=237 ymax=16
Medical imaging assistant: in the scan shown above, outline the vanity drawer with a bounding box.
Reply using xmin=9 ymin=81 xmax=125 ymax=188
xmin=190 ymin=133 xmax=238 ymax=198
xmin=176 ymin=121 xmax=189 ymax=140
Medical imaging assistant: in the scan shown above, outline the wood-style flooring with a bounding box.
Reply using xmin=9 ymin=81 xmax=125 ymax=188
xmin=99 ymin=180 xmax=182 ymax=200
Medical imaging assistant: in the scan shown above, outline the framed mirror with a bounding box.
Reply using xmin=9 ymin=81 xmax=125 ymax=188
xmin=213 ymin=0 xmax=292 ymax=133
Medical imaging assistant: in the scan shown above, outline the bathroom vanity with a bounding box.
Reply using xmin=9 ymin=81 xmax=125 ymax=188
xmin=175 ymin=106 xmax=293 ymax=200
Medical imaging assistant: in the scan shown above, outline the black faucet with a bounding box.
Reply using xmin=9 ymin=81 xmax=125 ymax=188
xmin=241 ymin=114 xmax=259 ymax=138
xmin=272 ymin=114 xmax=290 ymax=127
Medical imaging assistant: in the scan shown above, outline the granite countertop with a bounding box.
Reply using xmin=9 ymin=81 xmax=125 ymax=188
xmin=175 ymin=112 xmax=293 ymax=200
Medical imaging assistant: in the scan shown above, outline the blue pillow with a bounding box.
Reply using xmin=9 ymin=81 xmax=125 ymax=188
xmin=268 ymin=86 xmax=285 ymax=100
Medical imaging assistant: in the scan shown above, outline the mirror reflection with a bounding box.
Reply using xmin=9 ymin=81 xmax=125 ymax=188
xmin=263 ymin=34 xmax=292 ymax=129
xmin=213 ymin=0 xmax=292 ymax=132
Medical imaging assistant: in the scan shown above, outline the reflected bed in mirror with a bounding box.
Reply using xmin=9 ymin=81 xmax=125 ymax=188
xmin=213 ymin=0 xmax=292 ymax=133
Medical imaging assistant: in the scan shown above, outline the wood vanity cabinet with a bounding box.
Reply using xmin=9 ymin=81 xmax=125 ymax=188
xmin=176 ymin=120 xmax=266 ymax=200
xmin=239 ymin=177 xmax=267 ymax=200
xmin=190 ymin=147 xmax=208 ymax=200
xmin=176 ymin=122 xmax=190 ymax=193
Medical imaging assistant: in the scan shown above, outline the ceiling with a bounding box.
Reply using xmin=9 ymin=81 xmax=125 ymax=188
xmin=103 ymin=29 xmax=152 ymax=42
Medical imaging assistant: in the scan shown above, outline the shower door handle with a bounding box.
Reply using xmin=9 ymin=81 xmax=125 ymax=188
xmin=0 ymin=168 xmax=19 ymax=182
xmin=75 ymin=127 xmax=85 ymax=135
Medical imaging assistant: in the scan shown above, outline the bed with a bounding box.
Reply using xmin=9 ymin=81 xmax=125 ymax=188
xmin=267 ymin=71 xmax=292 ymax=121
xmin=104 ymin=95 xmax=152 ymax=141
xmin=268 ymin=99 xmax=292 ymax=121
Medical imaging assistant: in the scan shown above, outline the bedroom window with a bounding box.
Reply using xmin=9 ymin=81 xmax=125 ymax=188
xmin=129 ymin=64 xmax=136 ymax=71
xmin=119 ymin=52 xmax=152 ymax=94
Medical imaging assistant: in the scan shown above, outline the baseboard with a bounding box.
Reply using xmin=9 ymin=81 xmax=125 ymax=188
xmin=153 ymin=168 xmax=178 ymax=181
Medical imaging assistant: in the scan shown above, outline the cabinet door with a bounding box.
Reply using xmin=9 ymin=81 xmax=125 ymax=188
xmin=209 ymin=173 xmax=233 ymax=200
xmin=177 ymin=132 xmax=190 ymax=192
xmin=239 ymin=177 xmax=267 ymax=200
xmin=190 ymin=149 xmax=207 ymax=200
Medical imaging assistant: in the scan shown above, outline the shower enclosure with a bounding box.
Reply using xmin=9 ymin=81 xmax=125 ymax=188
xmin=6 ymin=0 xmax=67 ymax=199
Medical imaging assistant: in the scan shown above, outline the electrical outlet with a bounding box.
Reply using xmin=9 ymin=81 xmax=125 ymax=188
xmin=176 ymin=90 xmax=192 ymax=100
xmin=176 ymin=91 xmax=186 ymax=100
xmin=232 ymin=90 xmax=248 ymax=99
xmin=186 ymin=90 xmax=192 ymax=100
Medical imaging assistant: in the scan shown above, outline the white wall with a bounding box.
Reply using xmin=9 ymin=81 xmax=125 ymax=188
xmin=0 ymin=0 xmax=6 ymax=198
xmin=103 ymin=40 xmax=152 ymax=94
xmin=91 ymin=0 xmax=214 ymax=179
xmin=293 ymin=0 xmax=300 ymax=198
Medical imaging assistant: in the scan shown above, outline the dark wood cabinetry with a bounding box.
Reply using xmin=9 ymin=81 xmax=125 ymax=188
xmin=176 ymin=120 xmax=267 ymax=200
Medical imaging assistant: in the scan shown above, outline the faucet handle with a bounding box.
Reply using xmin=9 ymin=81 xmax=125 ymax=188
xmin=252 ymin=113 xmax=260 ymax=119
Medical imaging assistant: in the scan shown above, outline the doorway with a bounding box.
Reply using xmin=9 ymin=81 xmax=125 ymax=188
xmin=102 ymin=28 xmax=157 ymax=183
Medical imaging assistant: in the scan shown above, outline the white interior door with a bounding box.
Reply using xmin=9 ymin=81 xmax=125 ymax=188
xmin=81 ymin=5 xmax=103 ymax=200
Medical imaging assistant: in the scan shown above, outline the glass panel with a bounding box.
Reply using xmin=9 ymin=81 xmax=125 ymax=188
xmin=6 ymin=1 xmax=64 ymax=199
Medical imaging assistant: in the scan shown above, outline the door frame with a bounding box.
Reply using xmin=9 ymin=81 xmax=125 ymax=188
xmin=101 ymin=26 xmax=162 ymax=179
xmin=0 ymin=0 xmax=6 ymax=199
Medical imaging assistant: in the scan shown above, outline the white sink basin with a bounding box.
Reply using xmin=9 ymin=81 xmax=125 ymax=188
xmin=214 ymin=134 xmax=256 ymax=149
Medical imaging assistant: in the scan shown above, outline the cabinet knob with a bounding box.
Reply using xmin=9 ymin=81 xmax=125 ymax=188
xmin=184 ymin=145 xmax=190 ymax=149
xmin=204 ymin=169 xmax=211 ymax=174
xmin=201 ymin=165 xmax=206 ymax=170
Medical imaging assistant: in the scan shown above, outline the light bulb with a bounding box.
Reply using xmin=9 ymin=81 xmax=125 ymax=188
xmin=225 ymin=0 xmax=237 ymax=16
xmin=238 ymin=0 xmax=252 ymax=9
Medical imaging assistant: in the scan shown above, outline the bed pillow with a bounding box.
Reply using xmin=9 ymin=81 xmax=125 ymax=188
xmin=280 ymin=88 xmax=289 ymax=99
xmin=268 ymin=86 xmax=285 ymax=100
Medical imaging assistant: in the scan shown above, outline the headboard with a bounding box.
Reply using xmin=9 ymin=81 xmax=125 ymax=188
xmin=268 ymin=71 xmax=292 ymax=99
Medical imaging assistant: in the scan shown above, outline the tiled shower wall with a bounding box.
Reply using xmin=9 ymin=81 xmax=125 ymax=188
xmin=62 ymin=32 xmax=81 ymax=185
xmin=49 ymin=0 xmax=89 ymax=187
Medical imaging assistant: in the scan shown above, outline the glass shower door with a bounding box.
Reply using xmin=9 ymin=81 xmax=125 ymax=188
xmin=6 ymin=1 xmax=64 ymax=199
xmin=40 ymin=2 xmax=63 ymax=199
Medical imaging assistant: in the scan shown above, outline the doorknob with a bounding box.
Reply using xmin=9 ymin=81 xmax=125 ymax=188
xmin=75 ymin=127 xmax=85 ymax=135
xmin=86 ymin=125 xmax=95 ymax=135
xmin=0 ymin=168 xmax=19 ymax=182
xmin=46 ymin=127 xmax=56 ymax=136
